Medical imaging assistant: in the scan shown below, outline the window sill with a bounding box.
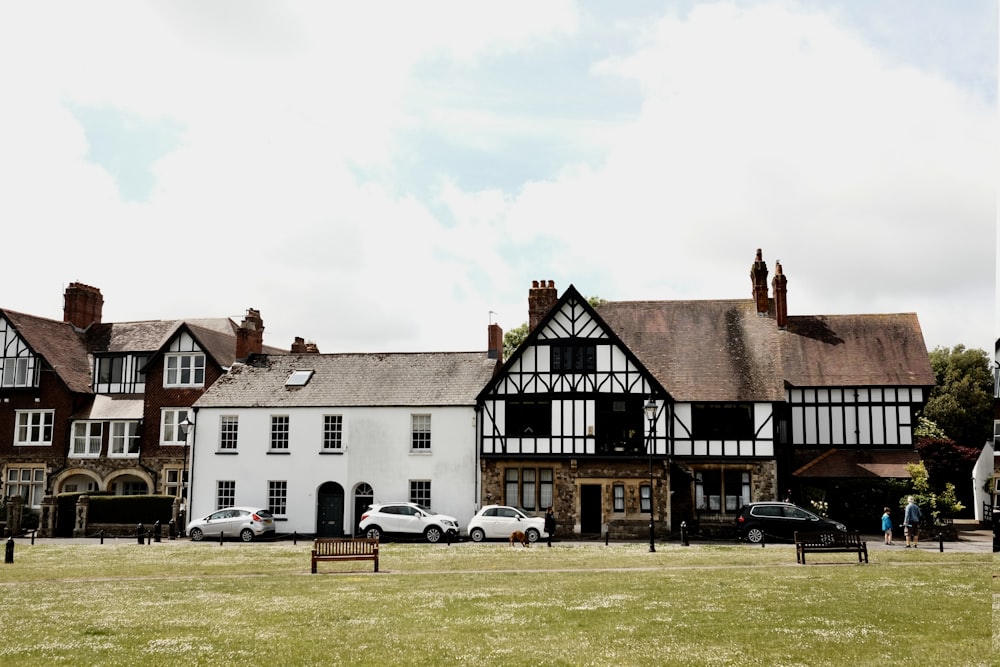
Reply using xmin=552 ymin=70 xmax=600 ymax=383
xmin=319 ymin=450 xmax=344 ymax=455
xmin=409 ymin=450 xmax=432 ymax=455
xmin=215 ymin=451 xmax=239 ymax=455
xmin=266 ymin=451 xmax=290 ymax=455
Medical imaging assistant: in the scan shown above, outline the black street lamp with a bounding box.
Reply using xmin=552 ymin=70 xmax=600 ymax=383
xmin=645 ymin=396 xmax=658 ymax=553
xmin=178 ymin=416 xmax=194 ymax=536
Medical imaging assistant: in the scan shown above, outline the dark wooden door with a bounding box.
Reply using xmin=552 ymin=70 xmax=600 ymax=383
xmin=316 ymin=482 xmax=345 ymax=537
xmin=580 ymin=484 xmax=603 ymax=535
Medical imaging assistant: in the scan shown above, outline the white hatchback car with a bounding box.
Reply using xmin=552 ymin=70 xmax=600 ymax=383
xmin=358 ymin=502 xmax=460 ymax=543
xmin=187 ymin=506 xmax=275 ymax=542
xmin=467 ymin=505 xmax=548 ymax=543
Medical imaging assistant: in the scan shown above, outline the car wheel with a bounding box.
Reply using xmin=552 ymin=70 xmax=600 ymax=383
xmin=425 ymin=526 xmax=443 ymax=543
xmin=189 ymin=528 xmax=204 ymax=542
xmin=240 ymin=528 xmax=254 ymax=542
xmin=364 ymin=526 xmax=382 ymax=540
xmin=746 ymin=527 xmax=764 ymax=544
xmin=470 ymin=528 xmax=486 ymax=542
xmin=526 ymin=528 xmax=540 ymax=543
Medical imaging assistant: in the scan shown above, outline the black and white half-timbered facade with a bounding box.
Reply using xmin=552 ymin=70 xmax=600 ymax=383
xmin=479 ymin=250 xmax=935 ymax=539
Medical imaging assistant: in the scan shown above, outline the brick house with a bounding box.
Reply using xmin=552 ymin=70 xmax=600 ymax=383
xmin=0 ymin=283 xmax=283 ymax=535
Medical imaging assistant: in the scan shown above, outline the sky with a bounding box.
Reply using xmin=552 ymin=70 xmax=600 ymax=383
xmin=0 ymin=1 xmax=996 ymax=357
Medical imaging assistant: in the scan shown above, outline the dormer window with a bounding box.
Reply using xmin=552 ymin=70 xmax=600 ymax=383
xmin=164 ymin=353 xmax=205 ymax=387
xmin=285 ymin=370 xmax=314 ymax=387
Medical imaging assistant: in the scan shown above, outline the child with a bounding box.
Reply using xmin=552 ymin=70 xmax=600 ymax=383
xmin=881 ymin=507 xmax=893 ymax=545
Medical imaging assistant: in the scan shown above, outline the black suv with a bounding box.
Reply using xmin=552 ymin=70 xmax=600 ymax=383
xmin=735 ymin=502 xmax=846 ymax=543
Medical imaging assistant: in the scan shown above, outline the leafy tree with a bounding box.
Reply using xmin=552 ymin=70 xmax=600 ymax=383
xmin=902 ymin=462 xmax=964 ymax=523
xmin=921 ymin=345 xmax=992 ymax=448
xmin=503 ymin=322 xmax=529 ymax=361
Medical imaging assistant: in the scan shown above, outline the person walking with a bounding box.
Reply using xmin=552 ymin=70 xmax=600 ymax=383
xmin=544 ymin=506 xmax=556 ymax=547
xmin=903 ymin=496 xmax=921 ymax=548
xmin=881 ymin=507 xmax=893 ymax=545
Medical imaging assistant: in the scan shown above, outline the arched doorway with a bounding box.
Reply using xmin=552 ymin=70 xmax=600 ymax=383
xmin=316 ymin=482 xmax=345 ymax=537
xmin=353 ymin=483 xmax=374 ymax=537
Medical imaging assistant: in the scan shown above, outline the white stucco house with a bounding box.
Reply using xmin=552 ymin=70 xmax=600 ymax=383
xmin=186 ymin=347 xmax=499 ymax=536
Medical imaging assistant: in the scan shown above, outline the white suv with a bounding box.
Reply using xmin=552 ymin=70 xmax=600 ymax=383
xmin=359 ymin=502 xmax=460 ymax=543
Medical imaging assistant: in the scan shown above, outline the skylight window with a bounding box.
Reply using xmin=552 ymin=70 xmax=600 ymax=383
xmin=285 ymin=370 xmax=314 ymax=387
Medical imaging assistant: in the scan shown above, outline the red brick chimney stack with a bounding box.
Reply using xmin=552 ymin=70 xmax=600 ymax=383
xmin=772 ymin=261 xmax=788 ymax=329
xmin=63 ymin=282 xmax=104 ymax=330
xmin=528 ymin=280 xmax=558 ymax=331
xmin=235 ymin=308 xmax=265 ymax=359
xmin=750 ymin=249 xmax=769 ymax=316
xmin=487 ymin=323 xmax=503 ymax=361
xmin=291 ymin=337 xmax=320 ymax=353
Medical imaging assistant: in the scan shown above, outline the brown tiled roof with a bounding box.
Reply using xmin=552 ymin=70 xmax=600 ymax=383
xmin=793 ymin=448 xmax=919 ymax=478
xmin=596 ymin=299 xmax=934 ymax=402
xmin=2 ymin=310 xmax=93 ymax=393
xmin=195 ymin=352 xmax=499 ymax=408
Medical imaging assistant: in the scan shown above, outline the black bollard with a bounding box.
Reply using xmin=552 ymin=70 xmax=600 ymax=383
xmin=30 ymin=530 xmax=35 ymax=546
xmin=137 ymin=523 xmax=145 ymax=545
xmin=100 ymin=529 xmax=104 ymax=545
xmin=168 ymin=520 xmax=176 ymax=541
xmin=293 ymin=531 xmax=297 ymax=546
xmin=605 ymin=531 xmax=609 ymax=546
xmin=5 ymin=536 xmax=13 ymax=564
xmin=219 ymin=531 xmax=224 ymax=545
xmin=153 ymin=520 xmax=161 ymax=543
xmin=680 ymin=521 xmax=689 ymax=547
xmin=938 ymin=532 xmax=944 ymax=552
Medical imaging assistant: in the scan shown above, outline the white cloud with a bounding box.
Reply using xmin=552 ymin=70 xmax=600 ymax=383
xmin=0 ymin=1 xmax=993 ymax=355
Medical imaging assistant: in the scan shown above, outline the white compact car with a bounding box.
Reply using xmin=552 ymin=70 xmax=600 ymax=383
xmin=467 ymin=505 xmax=548 ymax=543
xmin=358 ymin=502 xmax=460 ymax=543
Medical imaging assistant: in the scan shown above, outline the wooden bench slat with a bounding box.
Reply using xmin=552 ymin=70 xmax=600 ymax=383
xmin=311 ymin=538 xmax=380 ymax=573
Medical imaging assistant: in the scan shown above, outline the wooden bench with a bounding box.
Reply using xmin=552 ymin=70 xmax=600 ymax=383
xmin=794 ymin=531 xmax=868 ymax=564
xmin=311 ymin=538 xmax=379 ymax=573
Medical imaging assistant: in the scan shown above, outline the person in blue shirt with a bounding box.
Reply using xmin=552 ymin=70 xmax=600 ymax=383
xmin=903 ymin=496 xmax=922 ymax=548
xmin=881 ymin=507 xmax=893 ymax=545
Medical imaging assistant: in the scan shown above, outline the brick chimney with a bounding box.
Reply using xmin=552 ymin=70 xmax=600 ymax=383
xmin=291 ymin=337 xmax=320 ymax=354
xmin=487 ymin=323 xmax=503 ymax=361
xmin=63 ymin=282 xmax=104 ymax=330
xmin=750 ymin=249 xmax=769 ymax=316
xmin=772 ymin=260 xmax=788 ymax=329
xmin=528 ymin=280 xmax=558 ymax=331
xmin=235 ymin=308 xmax=264 ymax=359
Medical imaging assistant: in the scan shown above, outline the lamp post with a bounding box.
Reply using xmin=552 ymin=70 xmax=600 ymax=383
xmin=178 ymin=416 xmax=194 ymax=537
xmin=645 ymin=397 xmax=658 ymax=553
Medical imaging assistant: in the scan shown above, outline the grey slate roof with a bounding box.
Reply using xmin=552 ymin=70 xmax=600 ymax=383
xmin=595 ymin=298 xmax=934 ymax=403
xmin=194 ymin=352 xmax=500 ymax=409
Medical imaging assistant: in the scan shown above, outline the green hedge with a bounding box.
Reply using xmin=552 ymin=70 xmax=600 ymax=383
xmin=86 ymin=495 xmax=175 ymax=524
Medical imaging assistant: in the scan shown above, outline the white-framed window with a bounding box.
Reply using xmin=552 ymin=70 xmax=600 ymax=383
xmin=216 ymin=480 xmax=235 ymax=510
xmin=71 ymin=422 xmax=103 ymax=457
xmin=6 ymin=466 xmax=45 ymax=507
xmin=164 ymin=466 xmax=187 ymax=498
xmin=270 ymin=415 xmax=289 ymax=450
xmin=613 ymin=484 xmax=625 ymax=512
xmin=220 ymin=415 xmax=239 ymax=450
xmin=411 ymin=414 xmax=431 ymax=451
xmin=268 ymin=480 xmax=288 ymax=516
xmin=15 ymin=410 xmax=54 ymax=446
xmin=323 ymin=415 xmax=343 ymax=450
xmin=109 ymin=421 xmax=141 ymax=457
xmin=409 ymin=480 xmax=431 ymax=508
xmin=164 ymin=353 xmax=205 ymax=388
xmin=161 ymin=408 xmax=191 ymax=445
xmin=2 ymin=357 xmax=31 ymax=387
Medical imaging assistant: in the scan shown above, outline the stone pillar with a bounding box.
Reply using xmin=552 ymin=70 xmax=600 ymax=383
xmin=73 ymin=495 xmax=90 ymax=538
xmin=6 ymin=496 xmax=23 ymax=537
xmin=39 ymin=496 xmax=56 ymax=538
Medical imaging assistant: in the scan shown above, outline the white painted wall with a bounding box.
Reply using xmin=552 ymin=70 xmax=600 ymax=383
xmin=188 ymin=405 xmax=480 ymax=535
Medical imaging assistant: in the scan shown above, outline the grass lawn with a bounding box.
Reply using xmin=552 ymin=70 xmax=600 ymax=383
xmin=0 ymin=539 xmax=993 ymax=666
